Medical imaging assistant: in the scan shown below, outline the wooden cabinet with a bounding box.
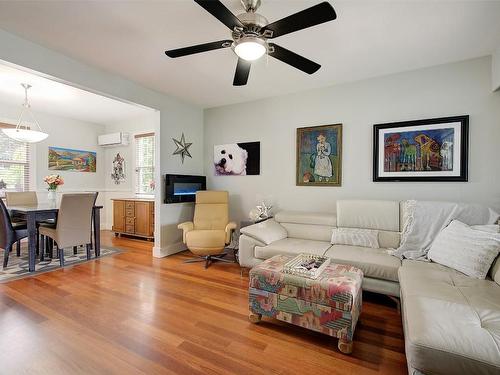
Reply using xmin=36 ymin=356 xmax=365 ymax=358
xmin=112 ymin=199 xmax=154 ymax=240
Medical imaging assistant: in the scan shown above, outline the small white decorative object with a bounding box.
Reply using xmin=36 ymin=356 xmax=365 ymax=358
xmin=255 ymin=201 xmax=272 ymax=220
xmin=249 ymin=207 xmax=260 ymax=221
xmin=283 ymin=253 xmax=331 ymax=279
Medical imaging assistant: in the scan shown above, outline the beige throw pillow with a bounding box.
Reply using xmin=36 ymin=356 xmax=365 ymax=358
xmin=331 ymin=227 xmax=380 ymax=248
xmin=428 ymin=220 xmax=500 ymax=279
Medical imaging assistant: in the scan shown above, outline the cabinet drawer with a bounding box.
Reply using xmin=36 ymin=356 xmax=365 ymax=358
xmin=125 ymin=201 xmax=134 ymax=209
xmin=126 ymin=217 xmax=135 ymax=225
xmin=125 ymin=224 xmax=135 ymax=233
xmin=126 ymin=208 xmax=135 ymax=217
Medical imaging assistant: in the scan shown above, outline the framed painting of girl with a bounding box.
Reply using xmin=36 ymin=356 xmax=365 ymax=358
xmin=296 ymin=124 xmax=342 ymax=186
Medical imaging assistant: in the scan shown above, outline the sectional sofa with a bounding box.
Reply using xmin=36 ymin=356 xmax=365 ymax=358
xmin=238 ymin=200 xmax=500 ymax=375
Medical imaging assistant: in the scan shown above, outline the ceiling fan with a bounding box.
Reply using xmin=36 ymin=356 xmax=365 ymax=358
xmin=165 ymin=0 xmax=337 ymax=86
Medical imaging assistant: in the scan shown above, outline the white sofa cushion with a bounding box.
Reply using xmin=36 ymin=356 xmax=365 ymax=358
xmin=324 ymin=245 xmax=401 ymax=282
xmin=378 ymin=230 xmax=400 ymax=249
xmin=337 ymin=200 xmax=400 ymax=232
xmin=240 ymin=219 xmax=287 ymax=245
xmin=428 ymin=220 xmax=500 ymax=279
xmin=281 ymin=223 xmax=333 ymax=242
xmin=399 ymin=260 xmax=500 ymax=375
xmin=254 ymin=238 xmax=331 ymax=259
xmin=274 ymin=211 xmax=337 ymax=226
xmin=331 ymin=227 xmax=379 ymax=248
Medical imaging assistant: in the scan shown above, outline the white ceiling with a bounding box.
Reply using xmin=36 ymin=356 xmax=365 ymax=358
xmin=0 ymin=0 xmax=499 ymax=109
xmin=0 ymin=62 xmax=153 ymax=125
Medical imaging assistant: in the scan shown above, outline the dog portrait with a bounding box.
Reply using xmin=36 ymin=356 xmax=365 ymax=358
xmin=214 ymin=142 xmax=260 ymax=176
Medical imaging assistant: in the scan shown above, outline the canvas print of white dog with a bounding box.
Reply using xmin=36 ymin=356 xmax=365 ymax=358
xmin=214 ymin=142 xmax=260 ymax=176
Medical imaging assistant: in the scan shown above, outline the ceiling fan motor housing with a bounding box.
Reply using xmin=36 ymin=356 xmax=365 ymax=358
xmin=232 ymin=12 xmax=271 ymax=56
xmin=240 ymin=0 xmax=261 ymax=13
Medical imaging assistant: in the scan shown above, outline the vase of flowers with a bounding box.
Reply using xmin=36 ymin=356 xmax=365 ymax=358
xmin=44 ymin=174 xmax=64 ymax=202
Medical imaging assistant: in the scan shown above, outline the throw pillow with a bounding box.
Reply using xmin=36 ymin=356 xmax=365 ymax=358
xmin=331 ymin=227 xmax=379 ymax=248
xmin=428 ymin=220 xmax=500 ymax=279
xmin=240 ymin=219 xmax=287 ymax=245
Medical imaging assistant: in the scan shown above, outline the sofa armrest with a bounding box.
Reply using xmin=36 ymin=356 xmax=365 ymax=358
xmin=177 ymin=221 xmax=194 ymax=244
xmin=239 ymin=234 xmax=266 ymax=268
xmin=225 ymin=221 xmax=237 ymax=244
xmin=240 ymin=219 xmax=287 ymax=245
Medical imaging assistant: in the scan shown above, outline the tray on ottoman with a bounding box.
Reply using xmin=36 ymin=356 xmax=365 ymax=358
xmin=249 ymin=254 xmax=363 ymax=354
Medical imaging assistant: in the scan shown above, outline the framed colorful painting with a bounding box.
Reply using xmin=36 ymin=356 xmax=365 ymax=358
xmin=296 ymin=124 xmax=342 ymax=186
xmin=373 ymin=115 xmax=468 ymax=182
xmin=48 ymin=147 xmax=97 ymax=172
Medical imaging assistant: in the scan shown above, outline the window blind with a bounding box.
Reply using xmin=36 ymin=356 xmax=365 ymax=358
xmin=0 ymin=123 xmax=30 ymax=197
xmin=135 ymin=133 xmax=155 ymax=194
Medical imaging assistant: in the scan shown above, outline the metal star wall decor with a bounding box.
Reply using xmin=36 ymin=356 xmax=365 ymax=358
xmin=172 ymin=133 xmax=192 ymax=163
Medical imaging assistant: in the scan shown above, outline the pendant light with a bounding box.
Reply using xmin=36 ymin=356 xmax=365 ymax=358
xmin=2 ymin=83 xmax=49 ymax=143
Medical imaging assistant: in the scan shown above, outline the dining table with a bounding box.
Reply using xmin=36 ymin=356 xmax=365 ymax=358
xmin=7 ymin=202 xmax=103 ymax=272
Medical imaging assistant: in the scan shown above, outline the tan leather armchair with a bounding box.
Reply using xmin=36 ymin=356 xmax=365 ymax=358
xmin=178 ymin=190 xmax=236 ymax=268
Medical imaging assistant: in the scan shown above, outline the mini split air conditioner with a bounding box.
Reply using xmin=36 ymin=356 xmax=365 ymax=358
xmin=97 ymin=132 xmax=130 ymax=147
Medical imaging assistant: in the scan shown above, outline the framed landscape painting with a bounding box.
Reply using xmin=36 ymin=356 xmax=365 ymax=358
xmin=373 ymin=115 xmax=468 ymax=182
xmin=48 ymin=147 xmax=97 ymax=172
xmin=296 ymin=124 xmax=342 ymax=186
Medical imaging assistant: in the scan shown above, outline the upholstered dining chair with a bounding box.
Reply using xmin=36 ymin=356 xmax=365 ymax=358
xmin=38 ymin=193 xmax=97 ymax=266
xmin=5 ymin=191 xmax=38 ymax=206
xmin=5 ymin=191 xmax=38 ymax=256
xmin=178 ymin=191 xmax=236 ymax=268
xmin=0 ymin=198 xmax=28 ymax=268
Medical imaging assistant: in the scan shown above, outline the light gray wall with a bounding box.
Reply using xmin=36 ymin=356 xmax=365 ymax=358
xmin=0 ymin=29 xmax=204 ymax=257
xmin=493 ymin=47 xmax=500 ymax=91
xmin=102 ymin=112 xmax=156 ymax=230
xmin=0 ymin=100 xmax=105 ymax=193
xmin=204 ymin=57 xmax=500 ymax=223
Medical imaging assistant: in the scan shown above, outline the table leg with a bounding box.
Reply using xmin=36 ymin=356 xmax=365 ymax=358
xmin=338 ymin=338 xmax=353 ymax=354
xmin=27 ymin=212 xmax=37 ymax=272
xmin=248 ymin=312 xmax=262 ymax=324
xmin=93 ymin=208 xmax=101 ymax=257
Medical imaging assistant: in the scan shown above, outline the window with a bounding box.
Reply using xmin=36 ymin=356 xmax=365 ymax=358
xmin=0 ymin=123 xmax=30 ymax=197
xmin=135 ymin=132 xmax=155 ymax=195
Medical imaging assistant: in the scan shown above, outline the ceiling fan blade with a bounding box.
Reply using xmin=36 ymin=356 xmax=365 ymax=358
xmin=268 ymin=43 xmax=321 ymax=74
xmin=262 ymin=2 xmax=337 ymax=39
xmin=165 ymin=40 xmax=233 ymax=58
xmin=233 ymin=58 xmax=251 ymax=86
xmin=194 ymin=0 xmax=244 ymax=30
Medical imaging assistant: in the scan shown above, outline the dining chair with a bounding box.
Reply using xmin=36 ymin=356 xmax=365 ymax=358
xmin=39 ymin=193 xmax=97 ymax=266
xmin=5 ymin=191 xmax=38 ymax=256
xmin=5 ymin=191 xmax=38 ymax=206
xmin=0 ymin=198 xmax=28 ymax=268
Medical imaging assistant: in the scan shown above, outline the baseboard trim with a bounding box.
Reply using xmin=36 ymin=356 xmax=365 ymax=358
xmin=153 ymin=242 xmax=187 ymax=258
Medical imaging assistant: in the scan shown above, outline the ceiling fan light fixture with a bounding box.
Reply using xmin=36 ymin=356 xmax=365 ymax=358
xmin=234 ymin=37 xmax=266 ymax=61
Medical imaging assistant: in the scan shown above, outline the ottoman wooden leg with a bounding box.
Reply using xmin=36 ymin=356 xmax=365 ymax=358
xmin=338 ymin=338 xmax=353 ymax=354
xmin=248 ymin=312 xmax=262 ymax=323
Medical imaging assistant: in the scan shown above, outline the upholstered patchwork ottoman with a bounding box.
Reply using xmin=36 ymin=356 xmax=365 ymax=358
xmin=249 ymin=254 xmax=363 ymax=354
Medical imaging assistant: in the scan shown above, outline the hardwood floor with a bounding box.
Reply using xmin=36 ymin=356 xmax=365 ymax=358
xmin=0 ymin=231 xmax=407 ymax=374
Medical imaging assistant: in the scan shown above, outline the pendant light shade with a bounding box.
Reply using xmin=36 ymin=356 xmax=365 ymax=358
xmin=2 ymin=128 xmax=49 ymax=143
xmin=1 ymin=83 xmax=49 ymax=143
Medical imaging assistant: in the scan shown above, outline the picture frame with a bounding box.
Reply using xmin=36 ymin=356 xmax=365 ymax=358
xmin=296 ymin=124 xmax=342 ymax=186
xmin=48 ymin=146 xmax=97 ymax=173
xmin=373 ymin=115 xmax=468 ymax=182
xmin=213 ymin=141 xmax=260 ymax=176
